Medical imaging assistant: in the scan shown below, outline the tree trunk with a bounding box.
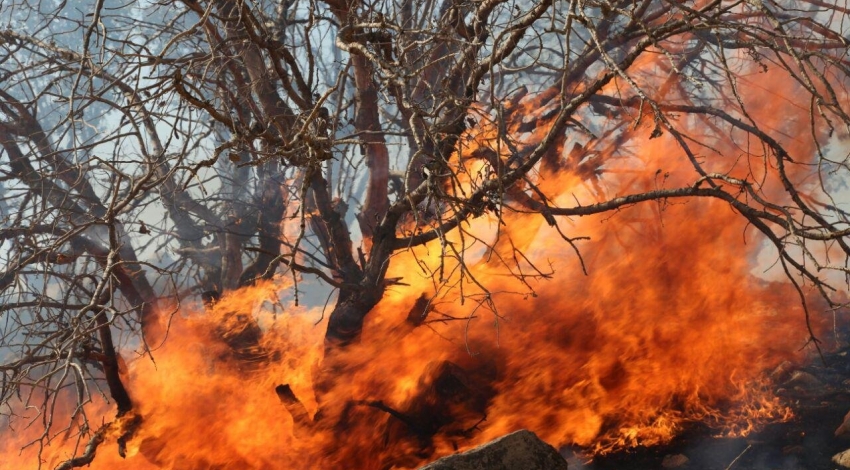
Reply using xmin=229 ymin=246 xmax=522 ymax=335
xmin=324 ymin=288 xmax=383 ymax=350
xmin=312 ymin=287 xmax=384 ymax=416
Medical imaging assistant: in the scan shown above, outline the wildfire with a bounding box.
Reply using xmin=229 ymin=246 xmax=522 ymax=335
xmin=0 ymin=54 xmax=835 ymax=470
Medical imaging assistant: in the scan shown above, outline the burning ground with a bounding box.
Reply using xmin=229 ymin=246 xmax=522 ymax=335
xmin=1 ymin=133 xmax=834 ymax=469
xmin=1 ymin=37 xmax=847 ymax=470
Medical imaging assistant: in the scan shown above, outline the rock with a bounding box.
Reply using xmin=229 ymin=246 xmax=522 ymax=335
xmin=833 ymin=449 xmax=850 ymax=468
xmin=559 ymin=448 xmax=590 ymax=470
xmin=661 ymin=454 xmax=689 ymax=468
xmin=770 ymin=361 xmax=794 ymax=383
xmin=783 ymin=370 xmax=824 ymax=393
xmin=836 ymin=410 xmax=850 ymax=437
xmin=418 ymin=430 xmax=569 ymax=470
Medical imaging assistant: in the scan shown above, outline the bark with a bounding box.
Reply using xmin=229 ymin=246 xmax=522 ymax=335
xmin=238 ymin=162 xmax=286 ymax=286
xmin=310 ymin=171 xmax=360 ymax=276
xmin=221 ymin=227 xmax=244 ymax=291
xmin=211 ymin=0 xmax=296 ymax=137
xmin=321 ymin=198 xmax=401 ymax=350
xmin=275 ymin=384 xmax=313 ymax=434
xmin=94 ymin=310 xmax=133 ymax=415
xmin=54 ymin=425 xmax=110 ymax=470
xmin=324 ymin=288 xmax=383 ymax=349
xmin=352 ymin=54 xmax=390 ymax=241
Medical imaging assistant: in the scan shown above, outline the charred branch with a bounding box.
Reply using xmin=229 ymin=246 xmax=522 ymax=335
xmin=53 ymin=424 xmax=109 ymax=470
xmin=275 ymin=384 xmax=313 ymax=433
xmin=406 ymin=293 xmax=433 ymax=327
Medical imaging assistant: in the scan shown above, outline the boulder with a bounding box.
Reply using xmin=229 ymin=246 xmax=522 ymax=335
xmin=418 ymin=430 xmax=568 ymax=470
xmin=783 ymin=370 xmax=824 ymax=393
xmin=836 ymin=409 xmax=850 ymax=437
xmin=833 ymin=449 xmax=850 ymax=468
xmin=661 ymin=454 xmax=689 ymax=468
xmin=769 ymin=360 xmax=794 ymax=383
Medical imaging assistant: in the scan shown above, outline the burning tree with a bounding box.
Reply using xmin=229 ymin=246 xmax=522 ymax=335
xmin=1 ymin=0 xmax=850 ymax=467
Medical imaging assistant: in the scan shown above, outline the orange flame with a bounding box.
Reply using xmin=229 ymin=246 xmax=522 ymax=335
xmin=1 ymin=53 xmax=840 ymax=469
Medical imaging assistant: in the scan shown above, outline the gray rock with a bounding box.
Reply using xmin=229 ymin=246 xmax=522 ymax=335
xmin=661 ymin=454 xmax=689 ymax=468
xmin=784 ymin=370 xmax=824 ymax=391
xmin=769 ymin=360 xmax=794 ymax=383
xmin=833 ymin=449 xmax=850 ymax=468
xmin=836 ymin=410 xmax=850 ymax=437
xmin=418 ymin=430 xmax=568 ymax=470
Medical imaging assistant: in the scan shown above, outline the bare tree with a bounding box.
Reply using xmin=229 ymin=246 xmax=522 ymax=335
xmin=1 ymin=0 xmax=850 ymax=467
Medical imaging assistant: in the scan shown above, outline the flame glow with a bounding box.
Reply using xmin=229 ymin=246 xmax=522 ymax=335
xmin=1 ymin=49 xmax=838 ymax=469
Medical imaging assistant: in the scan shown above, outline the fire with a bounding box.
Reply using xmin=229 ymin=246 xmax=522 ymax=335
xmin=0 ymin=52 xmax=838 ymax=470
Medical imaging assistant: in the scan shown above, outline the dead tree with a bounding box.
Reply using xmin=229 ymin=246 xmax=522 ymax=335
xmin=1 ymin=0 xmax=850 ymax=467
